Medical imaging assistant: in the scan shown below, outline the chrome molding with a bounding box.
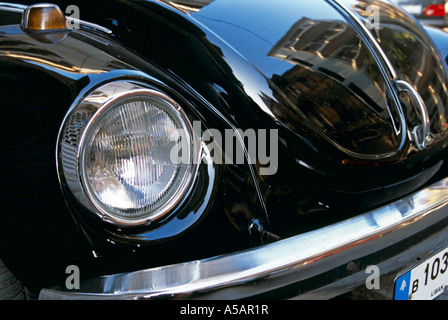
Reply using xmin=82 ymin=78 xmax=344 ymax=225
xmin=66 ymin=16 xmax=112 ymax=34
xmin=394 ymin=80 xmax=431 ymax=149
xmin=0 ymin=2 xmax=27 ymax=13
xmin=40 ymin=177 xmax=448 ymax=299
xmin=329 ymin=0 xmax=431 ymax=151
xmin=329 ymin=0 xmax=398 ymax=79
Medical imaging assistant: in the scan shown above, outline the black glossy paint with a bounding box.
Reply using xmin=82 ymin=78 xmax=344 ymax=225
xmin=0 ymin=3 xmax=270 ymax=291
xmin=194 ymin=0 xmax=406 ymax=159
xmin=345 ymin=0 xmax=448 ymax=137
xmin=1 ymin=0 xmax=448 ymax=292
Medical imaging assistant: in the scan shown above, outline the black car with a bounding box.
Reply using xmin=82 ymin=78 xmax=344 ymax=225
xmin=0 ymin=0 xmax=448 ymax=300
xmin=390 ymin=0 xmax=448 ymax=27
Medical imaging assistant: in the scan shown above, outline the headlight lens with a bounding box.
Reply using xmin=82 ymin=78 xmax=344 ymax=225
xmin=59 ymin=81 xmax=197 ymax=227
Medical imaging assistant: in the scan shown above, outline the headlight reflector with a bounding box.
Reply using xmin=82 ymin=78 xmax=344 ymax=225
xmin=59 ymin=81 xmax=197 ymax=227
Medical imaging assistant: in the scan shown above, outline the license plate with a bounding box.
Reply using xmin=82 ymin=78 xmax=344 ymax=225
xmin=400 ymin=4 xmax=423 ymax=15
xmin=394 ymin=246 xmax=448 ymax=300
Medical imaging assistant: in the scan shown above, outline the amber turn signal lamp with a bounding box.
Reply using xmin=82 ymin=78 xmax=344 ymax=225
xmin=21 ymin=3 xmax=67 ymax=31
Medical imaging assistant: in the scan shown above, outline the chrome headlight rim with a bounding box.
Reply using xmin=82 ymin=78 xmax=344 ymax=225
xmin=58 ymin=80 xmax=199 ymax=228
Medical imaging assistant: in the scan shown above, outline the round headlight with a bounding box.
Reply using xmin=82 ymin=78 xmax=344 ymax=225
xmin=58 ymin=81 xmax=197 ymax=227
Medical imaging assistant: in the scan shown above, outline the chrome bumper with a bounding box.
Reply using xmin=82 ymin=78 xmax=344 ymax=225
xmin=39 ymin=178 xmax=448 ymax=300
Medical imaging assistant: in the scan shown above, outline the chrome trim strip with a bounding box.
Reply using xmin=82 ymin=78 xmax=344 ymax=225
xmin=39 ymin=177 xmax=448 ymax=299
xmin=328 ymin=0 xmax=432 ymax=151
xmin=293 ymin=225 xmax=448 ymax=299
xmin=329 ymin=0 xmax=397 ymax=79
xmin=66 ymin=17 xmax=113 ymax=34
xmin=327 ymin=0 xmax=408 ymax=150
xmin=394 ymin=80 xmax=431 ymax=150
xmin=0 ymin=2 xmax=26 ymax=13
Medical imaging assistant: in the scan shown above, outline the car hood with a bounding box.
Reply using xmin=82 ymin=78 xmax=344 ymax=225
xmin=174 ymin=0 xmax=448 ymax=220
xmin=5 ymin=0 xmax=446 ymax=192
xmin=190 ymin=0 xmax=448 ymax=161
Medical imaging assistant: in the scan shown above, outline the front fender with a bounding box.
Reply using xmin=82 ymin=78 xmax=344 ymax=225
xmin=0 ymin=1 xmax=270 ymax=292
